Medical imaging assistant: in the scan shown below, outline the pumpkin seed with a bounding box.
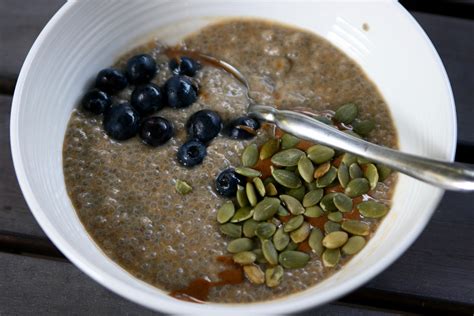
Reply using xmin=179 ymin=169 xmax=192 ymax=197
xmin=316 ymin=166 xmax=337 ymax=188
xmin=337 ymin=163 xmax=350 ymax=188
xmin=349 ymin=163 xmax=363 ymax=179
xmin=265 ymin=182 xmax=278 ymax=196
xmin=357 ymin=156 xmax=371 ymax=165
xmin=271 ymin=149 xmax=305 ymax=167
xmin=235 ymin=167 xmax=262 ymax=178
xmin=217 ymin=201 xmax=235 ymax=223
xmin=233 ymin=251 xmax=257 ymax=265
xmin=283 ymin=215 xmax=304 ymax=232
xmin=364 ymin=163 xmax=379 ymax=190
xmin=327 ymin=211 xmax=343 ymax=223
xmin=308 ymin=228 xmax=324 ymax=256
xmin=243 ymin=264 xmax=265 ymax=284
xmin=342 ymin=236 xmax=366 ymax=255
xmin=242 ymin=143 xmax=259 ymax=167
xmin=243 ymin=219 xmax=259 ymax=238
xmin=253 ymin=177 xmax=266 ymax=197
xmin=219 ymin=223 xmax=242 ymax=238
xmin=314 ymin=161 xmax=331 ymax=178
xmin=265 ymin=265 xmax=284 ymax=288
xmin=320 ymin=192 xmax=338 ymax=212
xmin=307 ymin=145 xmax=335 ymax=164
xmin=236 ymin=185 xmax=249 ymax=207
xmin=298 ymin=156 xmax=315 ymax=183
xmin=333 ymin=193 xmax=353 ymax=213
xmin=281 ymin=133 xmax=300 ymax=149
xmin=342 ymin=153 xmax=357 ymax=166
xmin=322 ymin=231 xmax=348 ymax=249
xmin=256 ymin=222 xmax=277 ymax=239
xmin=302 ymin=189 xmax=324 ymax=207
xmin=262 ymin=239 xmax=279 ymax=265
xmin=253 ymin=249 xmax=267 ymax=264
xmin=285 ymin=241 xmax=298 ymax=251
xmin=277 ymin=204 xmax=290 ymax=216
xmin=279 ymin=251 xmax=310 ymax=269
xmin=280 ymin=195 xmax=305 ymax=215
xmin=334 ymin=103 xmax=358 ymax=124
xmin=231 ymin=206 xmax=253 ymax=223
xmin=341 ymin=220 xmax=370 ymax=236
xmin=253 ymin=197 xmax=281 ymax=221
xmin=290 ymin=222 xmax=311 ymax=243
xmin=304 ymin=205 xmax=324 ymax=218
xmin=273 ymin=227 xmax=290 ymax=251
xmin=345 ymin=178 xmax=370 ymax=197
xmin=357 ymin=201 xmax=389 ymax=218
xmin=286 ymin=186 xmax=306 ymax=202
xmin=271 ymin=167 xmax=302 ymax=189
xmin=227 ymin=238 xmax=253 ymax=253
xmin=324 ymin=221 xmax=341 ymax=233
xmin=315 ymin=116 xmax=333 ymax=125
xmin=175 ymin=179 xmax=192 ymax=195
xmin=263 ymin=177 xmax=276 ymax=185
xmin=260 ymin=138 xmax=280 ymax=160
xmin=246 ymin=182 xmax=258 ymax=207
xmin=377 ymin=164 xmax=392 ymax=182
xmin=352 ymin=119 xmax=375 ymax=136
xmin=305 ymin=181 xmax=318 ymax=191
xmin=322 ymin=248 xmax=341 ymax=268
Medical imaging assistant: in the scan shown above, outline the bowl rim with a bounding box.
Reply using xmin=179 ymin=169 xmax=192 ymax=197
xmin=10 ymin=1 xmax=457 ymax=314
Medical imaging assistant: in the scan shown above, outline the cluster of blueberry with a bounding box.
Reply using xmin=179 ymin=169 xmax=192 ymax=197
xmin=81 ymin=53 xmax=261 ymax=168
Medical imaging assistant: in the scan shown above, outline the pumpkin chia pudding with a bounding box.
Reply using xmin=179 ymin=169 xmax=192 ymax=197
xmin=63 ymin=19 xmax=398 ymax=303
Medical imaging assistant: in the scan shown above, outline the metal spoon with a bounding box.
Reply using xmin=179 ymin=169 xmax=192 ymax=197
xmin=172 ymin=51 xmax=474 ymax=191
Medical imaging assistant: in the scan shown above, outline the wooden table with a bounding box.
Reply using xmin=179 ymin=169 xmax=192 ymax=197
xmin=1 ymin=1 xmax=473 ymax=314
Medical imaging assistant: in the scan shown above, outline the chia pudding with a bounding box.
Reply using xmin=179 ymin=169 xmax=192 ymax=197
xmin=63 ymin=19 xmax=398 ymax=303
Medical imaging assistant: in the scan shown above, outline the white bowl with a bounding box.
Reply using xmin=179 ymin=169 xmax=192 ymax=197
xmin=11 ymin=0 xmax=456 ymax=314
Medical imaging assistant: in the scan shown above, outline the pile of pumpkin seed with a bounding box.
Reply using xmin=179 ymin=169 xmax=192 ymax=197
xmin=216 ymin=103 xmax=392 ymax=288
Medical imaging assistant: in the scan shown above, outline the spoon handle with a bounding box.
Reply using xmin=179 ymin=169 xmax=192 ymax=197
xmin=248 ymin=105 xmax=474 ymax=191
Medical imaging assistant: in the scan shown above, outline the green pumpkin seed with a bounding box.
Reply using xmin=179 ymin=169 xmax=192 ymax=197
xmin=307 ymin=145 xmax=335 ymax=164
xmin=285 ymin=241 xmax=298 ymax=251
xmin=175 ymin=179 xmax=193 ymax=195
xmin=349 ymin=163 xmax=363 ymax=179
xmin=243 ymin=219 xmax=259 ymax=238
xmin=352 ymin=119 xmax=375 ymax=136
xmin=277 ymin=204 xmax=290 ymax=216
xmin=320 ymin=192 xmax=338 ymax=212
xmin=233 ymin=251 xmax=257 ymax=265
xmin=265 ymin=265 xmax=284 ymax=287
xmin=253 ymin=197 xmax=281 ymax=221
xmin=263 ymin=177 xmax=276 ymax=185
xmin=357 ymin=156 xmax=371 ymax=165
xmin=235 ymin=167 xmax=262 ymax=178
xmin=313 ymin=161 xmax=331 ymax=178
xmin=246 ymin=182 xmax=258 ymax=207
xmin=280 ymin=195 xmax=305 ymax=215
xmin=342 ymin=153 xmax=357 ymax=166
xmin=334 ymin=103 xmax=358 ymax=124
xmin=242 ymin=143 xmax=259 ymax=167
xmin=260 ymin=138 xmax=280 ymax=160
xmin=316 ymin=166 xmax=337 ymax=188
xmin=271 ymin=167 xmax=302 ymax=189
xmin=217 ymin=201 xmax=235 ymax=224
xmin=327 ymin=211 xmax=343 ymax=223
xmin=273 ymin=227 xmax=290 ymax=251
xmin=324 ymin=221 xmax=341 ymax=233
xmin=290 ymin=222 xmax=311 ymax=243
xmin=283 ymin=215 xmax=304 ymax=232
xmin=236 ymin=185 xmax=249 ymax=207
xmin=333 ymin=193 xmax=353 ymax=213
xmin=322 ymin=231 xmax=348 ymax=249
xmin=265 ymin=182 xmax=278 ymax=196
xmin=219 ymin=223 xmax=242 ymax=238
xmin=227 ymin=238 xmax=253 ymax=253
xmin=255 ymin=222 xmax=277 ymax=239
xmin=364 ymin=163 xmax=379 ymax=190
xmin=231 ymin=206 xmax=253 ymax=223
xmin=345 ymin=178 xmax=370 ymax=198
xmin=315 ymin=116 xmax=333 ymax=125
xmin=357 ymin=201 xmax=389 ymax=218
xmin=342 ymin=236 xmax=366 ymax=255
xmin=297 ymin=156 xmax=315 ymax=183
xmin=281 ymin=133 xmax=300 ymax=149
xmin=304 ymin=205 xmax=324 ymax=218
xmin=253 ymin=177 xmax=266 ymax=197
xmin=337 ymin=163 xmax=350 ymax=188
xmin=243 ymin=264 xmax=265 ymax=284
xmin=279 ymin=251 xmax=310 ymax=269
xmin=342 ymin=220 xmax=370 ymax=236
xmin=262 ymin=239 xmax=279 ymax=265
xmin=308 ymin=228 xmax=324 ymax=256
xmin=286 ymin=186 xmax=306 ymax=202
xmin=322 ymin=248 xmax=341 ymax=268
xmin=377 ymin=164 xmax=392 ymax=182
xmin=253 ymin=249 xmax=267 ymax=264
xmin=271 ymin=149 xmax=305 ymax=167
xmin=303 ymin=189 xmax=324 ymax=207
xmin=305 ymin=181 xmax=318 ymax=191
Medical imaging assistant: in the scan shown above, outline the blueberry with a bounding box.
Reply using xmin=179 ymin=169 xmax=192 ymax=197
xmin=179 ymin=57 xmax=201 ymax=77
xmin=139 ymin=116 xmax=173 ymax=147
xmin=103 ymin=103 xmax=140 ymax=141
xmin=131 ymin=83 xmax=165 ymax=115
xmin=165 ymin=75 xmax=198 ymax=109
xmin=177 ymin=140 xmax=207 ymax=167
xmin=95 ymin=68 xmax=128 ymax=94
xmin=126 ymin=54 xmax=157 ymax=84
xmin=185 ymin=110 xmax=222 ymax=143
xmin=81 ymin=89 xmax=111 ymax=114
xmin=224 ymin=116 xmax=261 ymax=140
xmin=215 ymin=168 xmax=246 ymax=197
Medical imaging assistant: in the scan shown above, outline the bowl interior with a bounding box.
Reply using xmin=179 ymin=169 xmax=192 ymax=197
xmin=11 ymin=1 xmax=455 ymax=314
